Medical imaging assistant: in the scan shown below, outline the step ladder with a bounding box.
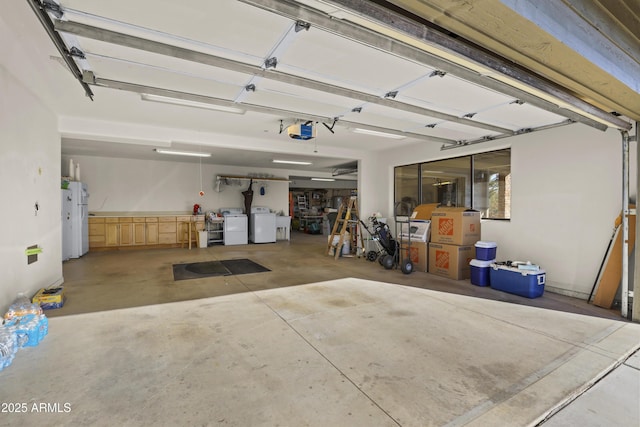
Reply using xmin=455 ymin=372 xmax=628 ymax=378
xmin=296 ymin=195 xmax=308 ymax=216
xmin=327 ymin=196 xmax=363 ymax=259
xmin=296 ymin=194 xmax=308 ymax=230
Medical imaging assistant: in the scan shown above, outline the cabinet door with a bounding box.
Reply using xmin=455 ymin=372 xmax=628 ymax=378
xmin=146 ymin=223 xmax=159 ymax=245
xmin=105 ymin=223 xmax=120 ymax=246
xmin=119 ymin=223 xmax=133 ymax=246
xmin=133 ymin=223 xmax=146 ymax=245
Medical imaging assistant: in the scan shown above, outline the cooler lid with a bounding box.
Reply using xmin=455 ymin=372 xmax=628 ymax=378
xmin=475 ymin=241 xmax=497 ymax=248
xmin=491 ymin=263 xmax=546 ymax=275
xmin=470 ymin=259 xmax=495 ymax=267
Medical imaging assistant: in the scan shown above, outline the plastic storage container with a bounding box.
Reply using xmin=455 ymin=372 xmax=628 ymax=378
xmin=475 ymin=241 xmax=497 ymax=261
xmin=198 ymin=231 xmax=208 ymax=248
xmin=489 ymin=264 xmax=546 ymax=298
xmin=329 ymin=233 xmax=350 ymax=256
xmin=469 ymin=259 xmax=495 ymax=286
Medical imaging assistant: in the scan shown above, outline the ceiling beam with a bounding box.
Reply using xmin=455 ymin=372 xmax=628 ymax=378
xmin=238 ymin=0 xmax=630 ymax=131
xmin=54 ymin=19 xmax=512 ymax=135
xmin=88 ymin=76 xmax=458 ymax=145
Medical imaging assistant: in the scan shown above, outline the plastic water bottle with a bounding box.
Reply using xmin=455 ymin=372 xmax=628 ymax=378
xmin=0 ymin=327 xmax=18 ymax=370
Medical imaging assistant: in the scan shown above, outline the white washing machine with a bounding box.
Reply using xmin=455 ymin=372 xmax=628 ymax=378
xmin=220 ymin=208 xmax=248 ymax=245
xmin=250 ymin=207 xmax=276 ymax=243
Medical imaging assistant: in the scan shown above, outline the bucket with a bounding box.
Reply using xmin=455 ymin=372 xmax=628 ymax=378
xmin=329 ymin=233 xmax=350 ymax=256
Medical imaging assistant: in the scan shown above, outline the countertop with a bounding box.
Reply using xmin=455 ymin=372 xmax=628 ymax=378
xmin=89 ymin=212 xmax=203 ymax=217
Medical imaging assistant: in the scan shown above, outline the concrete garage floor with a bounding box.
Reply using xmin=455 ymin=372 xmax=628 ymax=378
xmin=1 ymin=232 xmax=639 ymax=426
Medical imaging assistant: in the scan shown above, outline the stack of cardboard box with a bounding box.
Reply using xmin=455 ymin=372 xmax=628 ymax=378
xmin=428 ymin=207 xmax=481 ymax=280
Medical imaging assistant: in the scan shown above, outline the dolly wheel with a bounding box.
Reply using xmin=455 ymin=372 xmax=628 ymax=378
xmin=366 ymin=251 xmax=378 ymax=262
xmin=382 ymin=255 xmax=394 ymax=270
xmin=401 ymin=259 xmax=414 ymax=275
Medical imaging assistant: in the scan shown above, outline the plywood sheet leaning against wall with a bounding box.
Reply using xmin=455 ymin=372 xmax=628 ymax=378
xmin=592 ymin=210 xmax=636 ymax=309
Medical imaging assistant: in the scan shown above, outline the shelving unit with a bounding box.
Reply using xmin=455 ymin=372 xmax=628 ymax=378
xmin=206 ymin=218 xmax=224 ymax=245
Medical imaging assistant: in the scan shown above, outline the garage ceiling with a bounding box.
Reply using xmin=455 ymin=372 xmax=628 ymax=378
xmin=24 ymin=0 xmax=636 ymax=173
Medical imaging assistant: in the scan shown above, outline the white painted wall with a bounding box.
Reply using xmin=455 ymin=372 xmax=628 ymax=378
xmin=374 ymin=124 xmax=631 ymax=298
xmin=358 ymin=151 xmax=387 ymax=220
xmin=61 ymin=155 xmax=291 ymax=215
xmin=0 ymin=66 xmax=63 ymax=312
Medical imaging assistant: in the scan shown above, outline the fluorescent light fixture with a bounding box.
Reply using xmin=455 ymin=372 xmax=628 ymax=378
xmin=352 ymin=128 xmax=405 ymax=139
xmin=154 ymin=149 xmax=211 ymax=158
xmin=272 ymin=159 xmax=312 ymax=165
xmin=311 ymin=178 xmax=335 ymax=182
xmin=141 ymin=94 xmax=245 ymax=114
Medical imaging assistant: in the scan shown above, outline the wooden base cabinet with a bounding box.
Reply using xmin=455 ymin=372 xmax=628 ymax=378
xmin=133 ymin=221 xmax=146 ymax=246
xmin=159 ymin=217 xmax=177 ymax=244
xmin=89 ymin=215 xmax=204 ymax=250
xmin=89 ymin=217 xmax=106 ymax=248
xmin=104 ymin=218 xmax=133 ymax=247
xmin=146 ymin=218 xmax=159 ymax=245
xmin=105 ymin=218 xmax=120 ymax=247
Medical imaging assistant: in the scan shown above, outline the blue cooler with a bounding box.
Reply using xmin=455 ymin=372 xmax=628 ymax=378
xmin=489 ymin=264 xmax=546 ymax=298
xmin=475 ymin=241 xmax=497 ymax=260
xmin=469 ymin=259 xmax=494 ymax=286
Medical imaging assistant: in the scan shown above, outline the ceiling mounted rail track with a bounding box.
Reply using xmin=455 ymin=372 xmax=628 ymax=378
xmin=27 ymin=0 xmax=94 ymax=99
xmin=86 ymin=75 xmax=457 ymax=145
xmin=54 ymin=19 xmax=512 ymax=136
xmin=237 ymin=0 xmax=631 ymax=131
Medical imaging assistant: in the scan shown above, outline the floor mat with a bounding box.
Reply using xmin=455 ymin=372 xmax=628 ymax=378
xmin=173 ymin=259 xmax=270 ymax=281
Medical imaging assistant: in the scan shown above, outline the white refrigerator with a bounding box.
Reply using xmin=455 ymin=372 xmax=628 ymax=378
xmin=61 ymin=189 xmax=73 ymax=261
xmin=65 ymin=182 xmax=89 ymax=258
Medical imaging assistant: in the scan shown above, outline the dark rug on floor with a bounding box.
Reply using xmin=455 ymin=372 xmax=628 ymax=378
xmin=172 ymin=259 xmax=270 ymax=281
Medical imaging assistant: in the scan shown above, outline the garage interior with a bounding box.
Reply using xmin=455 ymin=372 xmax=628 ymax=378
xmin=1 ymin=0 xmax=639 ymax=426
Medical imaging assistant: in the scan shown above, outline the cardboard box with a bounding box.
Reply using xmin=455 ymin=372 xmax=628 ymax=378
xmin=32 ymin=287 xmax=65 ymax=310
xmin=430 ymin=207 xmax=481 ymax=245
xmin=411 ymin=203 xmax=440 ymax=220
xmin=428 ymin=243 xmax=474 ymax=280
xmin=398 ymin=220 xmax=431 ymax=242
xmin=400 ymin=240 xmax=428 ymax=272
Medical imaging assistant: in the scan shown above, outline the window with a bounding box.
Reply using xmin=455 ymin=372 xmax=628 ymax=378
xmin=473 ymin=151 xmax=511 ymax=219
xmin=394 ymin=164 xmax=419 ymax=216
xmin=394 ymin=149 xmax=511 ymax=219
xmin=421 ymin=157 xmax=471 ymax=208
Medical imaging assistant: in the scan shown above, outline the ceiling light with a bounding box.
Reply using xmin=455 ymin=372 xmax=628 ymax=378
xmin=311 ymin=178 xmax=335 ymax=182
xmin=352 ymin=128 xmax=405 ymax=139
xmin=272 ymin=159 xmax=312 ymax=165
xmin=141 ymin=94 xmax=245 ymax=114
xmin=154 ymin=149 xmax=211 ymax=158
